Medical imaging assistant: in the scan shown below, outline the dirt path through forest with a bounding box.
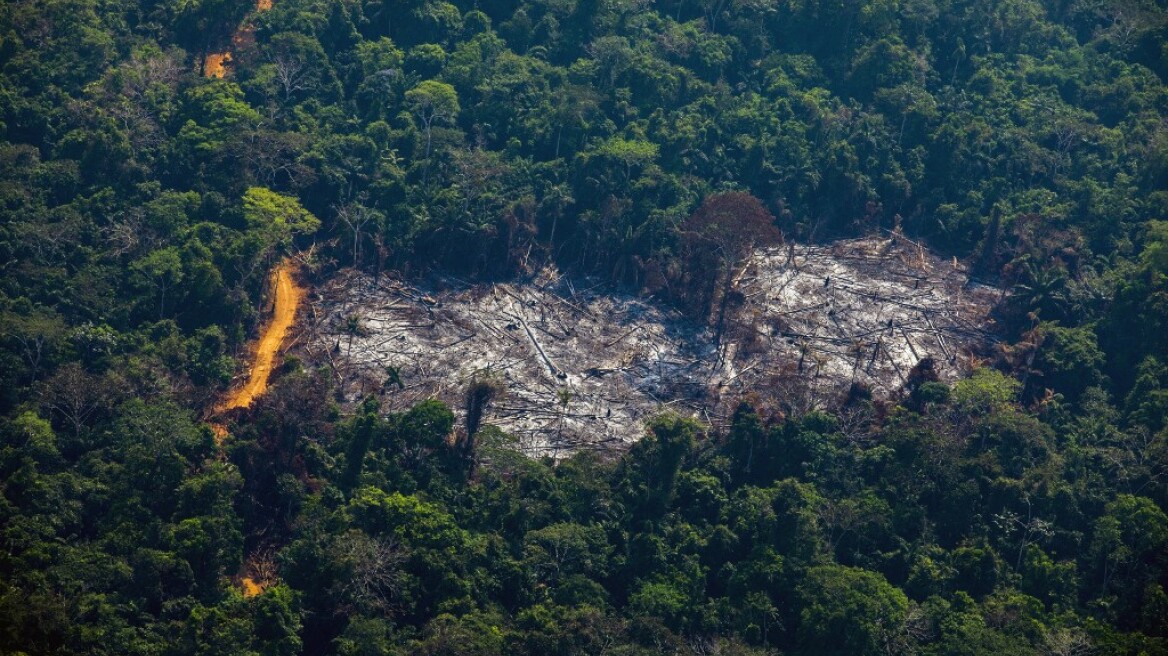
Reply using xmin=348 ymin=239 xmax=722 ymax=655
xmin=203 ymin=0 xmax=272 ymax=78
xmin=222 ymin=262 xmax=304 ymax=411
xmin=210 ymin=261 xmax=303 ymax=598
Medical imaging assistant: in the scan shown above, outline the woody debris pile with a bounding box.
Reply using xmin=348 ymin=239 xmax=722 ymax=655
xmin=302 ymin=236 xmax=1001 ymax=457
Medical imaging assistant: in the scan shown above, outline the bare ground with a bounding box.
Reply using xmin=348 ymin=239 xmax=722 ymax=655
xmin=300 ymin=236 xmax=1003 ymax=457
xmin=222 ymin=263 xmax=305 ymax=412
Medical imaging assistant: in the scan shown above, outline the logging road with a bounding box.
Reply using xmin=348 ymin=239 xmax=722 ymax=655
xmin=222 ymin=262 xmax=304 ymax=411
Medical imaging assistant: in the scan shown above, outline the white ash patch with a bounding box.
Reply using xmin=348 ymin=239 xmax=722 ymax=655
xmin=738 ymin=238 xmax=1001 ymax=401
xmin=302 ymin=237 xmax=1001 ymax=457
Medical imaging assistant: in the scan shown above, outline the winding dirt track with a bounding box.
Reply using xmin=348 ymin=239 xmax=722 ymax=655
xmin=202 ymin=0 xmax=285 ymax=600
xmin=215 ymin=263 xmax=302 ymax=596
xmin=222 ymin=263 xmax=304 ymax=411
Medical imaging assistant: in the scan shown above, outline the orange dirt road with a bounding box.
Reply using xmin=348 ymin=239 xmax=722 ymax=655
xmin=213 ymin=260 xmax=301 ymax=599
xmin=222 ymin=263 xmax=304 ymax=411
xmin=203 ymin=0 xmax=272 ymax=79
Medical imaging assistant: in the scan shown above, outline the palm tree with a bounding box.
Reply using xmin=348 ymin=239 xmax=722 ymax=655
xmin=1014 ymin=257 xmax=1069 ymax=320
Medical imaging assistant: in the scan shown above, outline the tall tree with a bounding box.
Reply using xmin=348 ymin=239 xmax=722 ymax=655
xmin=679 ymin=191 xmax=781 ymax=342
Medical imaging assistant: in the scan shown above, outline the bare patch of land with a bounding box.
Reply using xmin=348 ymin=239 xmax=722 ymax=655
xmin=301 ymin=236 xmax=1002 ymax=457
xmin=222 ymin=263 xmax=305 ymax=412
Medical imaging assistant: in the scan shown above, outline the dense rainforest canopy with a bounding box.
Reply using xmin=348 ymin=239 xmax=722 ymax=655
xmin=2 ymin=0 xmax=1168 ymax=653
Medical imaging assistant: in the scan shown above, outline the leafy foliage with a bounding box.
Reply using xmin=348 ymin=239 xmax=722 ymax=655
xmin=1 ymin=0 xmax=1167 ymax=652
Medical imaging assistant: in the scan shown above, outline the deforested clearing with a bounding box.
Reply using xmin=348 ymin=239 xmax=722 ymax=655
xmin=303 ymin=236 xmax=1001 ymax=457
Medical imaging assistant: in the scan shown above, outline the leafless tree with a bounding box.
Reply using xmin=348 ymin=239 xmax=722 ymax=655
xmin=242 ymin=546 xmax=281 ymax=592
xmin=100 ymin=50 xmax=184 ymax=154
xmin=335 ymin=201 xmax=381 ymax=267
xmin=271 ymin=52 xmax=314 ymax=103
xmin=102 ymin=208 xmax=150 ymax=257
xmin=1041 ymin=627 xmax=1096 ymax=656
xmin=237 ymin=128 xmax=312 ymax=187
xmin=330 ymin=531 xmax=408 ymax=614
xmin=41 ymin=363 xmax=106 ymax=438
xmin=993 ymin=496 xmax=1054 ymax=569
xmin=17 ymin=212 xmax=82 ymax=266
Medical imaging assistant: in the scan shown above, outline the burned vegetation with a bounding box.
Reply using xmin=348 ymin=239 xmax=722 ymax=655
xmin=302 ymin=236 xmax=1001 ymax=457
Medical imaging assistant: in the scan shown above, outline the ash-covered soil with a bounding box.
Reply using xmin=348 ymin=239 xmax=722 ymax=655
xmin=302 ymin=237 xmax=1002 ymax=457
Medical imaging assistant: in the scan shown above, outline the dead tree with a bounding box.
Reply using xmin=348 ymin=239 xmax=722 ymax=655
xmin=335 ymin=202 xmax=381 ymax=267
